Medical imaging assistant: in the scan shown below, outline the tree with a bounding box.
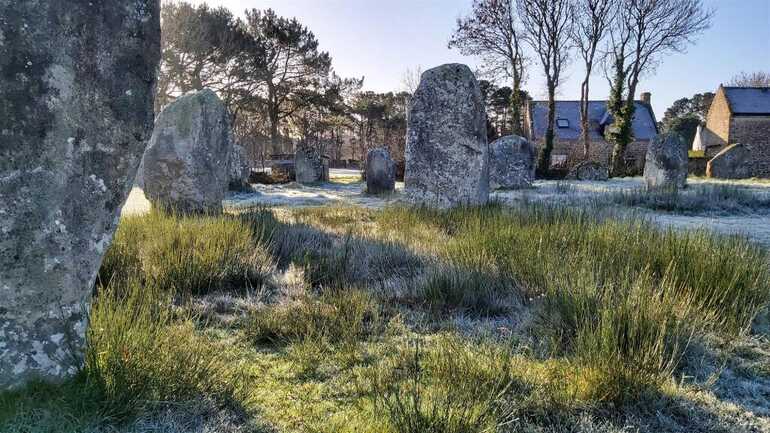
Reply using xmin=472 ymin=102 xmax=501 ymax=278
xmin=659 ymin=92 xmax=713 ymax=146
xmin=572 ymin=0 xmax=618 ymax=158
xmin=518 ymin=0 xmax=574 ymax=174
xmin=606 ymin=0 xmax=712 ymax=176
xmin=157 ymin=2 xmax=249 ymax=112
xmin=729 ymin=71 xmax=770 ymax=87
xmin=401 ymin=66 xmax=424 ymax=95
xmin=450 ymin=0 xmax=527 ymax=135
xmin=242 ymin=9 xmax=332 ymax=155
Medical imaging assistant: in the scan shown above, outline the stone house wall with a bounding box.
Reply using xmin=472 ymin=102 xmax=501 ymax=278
xmin=731 ymin=116 xmax=770 ymax=177
xmin=704 ymin=88 xmax=731 ymax=148
xmin=548 ymin=139 xmax=648 ymax=174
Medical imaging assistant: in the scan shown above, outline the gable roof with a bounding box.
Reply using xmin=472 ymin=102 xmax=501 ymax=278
xmin=722 ymin=86 xmax=770 ymax=115
xmin=530 ymin=100 xmax=658 ymax=141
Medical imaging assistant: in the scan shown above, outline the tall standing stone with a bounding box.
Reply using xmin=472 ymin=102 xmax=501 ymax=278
xmin=365 ymin=148 xmax=396 ymax=194
xmin=0 ymin=0 xmax=161 ymax=389
xmin=142 ymin=89 xmax=232 ymax=213
xmin=644 ymin=133 xmax=688 ymax=189
xmin=404 ymin=64 xmax=489 ymax=207
xmin=489 ymin=135 xmax=536 ymax=189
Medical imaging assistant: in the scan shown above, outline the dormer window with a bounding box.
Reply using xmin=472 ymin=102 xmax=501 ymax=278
xmin=557 ymin=118 xmax=570 ymax=128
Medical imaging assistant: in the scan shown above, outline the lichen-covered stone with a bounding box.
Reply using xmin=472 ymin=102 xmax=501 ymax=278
xmin=295 ymin=145 xmax=329 ymax=184
xmin=228 ymin=144 xmax=251 ymax=190
xmin=644 ymin=133 xmax=688 ymax=189
xmin=707 ymin=143 xmax=753 ymax=179
xmin=489 ymin=135 xmax=535 ymax=189
xmin=404 ymin=64 xmax=489 ymax=207
xmin=0 ymin=0 xmax=160 ymax=389
xmin=142 ymin=89 xmax=232 ymax=213
xmin=567 ymin=161 xmax=609 ymax=181
xmin=365 ymin=148 xmax=396 ymax=194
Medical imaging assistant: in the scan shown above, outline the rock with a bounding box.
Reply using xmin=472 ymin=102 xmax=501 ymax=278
xmin=295 ymin=145 xmax=329 ymax=184
xmin=365 ymin=148 xmax=396 ymax=194
xmin=707 ymin=144 xmax=753 ymax=179
xmin=489 ymin=135 xmax=536 ymax=189
xmin=0 ymin=0 xmax=160 ymax=389
xmin=567 ymin=161 xmax=609 ymax=181
xmin=228 ymin=144 xmax=251 ymax=190
xmin=643 ymin=133 xmax=688 ymax=189
xmin=404 ymin=64 xmax=489 ymax=207
xmin=142 ymin=89 xmax=232 ymax=213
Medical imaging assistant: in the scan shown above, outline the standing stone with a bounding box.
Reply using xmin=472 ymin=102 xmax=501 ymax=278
xmin=295 ymin=145 xmax=329 ymax=184
xmin=643 ymin=133 xmax=688 ymax=189
xmin=142 ymin=89 xmax=232 ymax=213
xmin=489 ymin=135 xmax=536 ymax=189
xmin=707 ymin=143 xmax=753 ymax=179
xmin=567 ymin=161 xmax=609 ymax=181
xmin=0 ymin=0 xmax=160 ymax=389
xmin=404 ymin=64 xmax=489 ymax=207
xmin=366 ymin=148 xmax=396 ymax=194
xmin=228 ymin=144 xmax=251 ymax=190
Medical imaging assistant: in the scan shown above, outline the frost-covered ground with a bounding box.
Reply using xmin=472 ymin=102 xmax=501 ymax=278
xmin=122 ymin=171 xmax=770 ymax=247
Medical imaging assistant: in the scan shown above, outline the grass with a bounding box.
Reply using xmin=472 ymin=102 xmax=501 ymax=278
xmin=3 ymin=203 xmax=769 ymax=432
xmin=610 ymin=184 xmax=770 ymax=214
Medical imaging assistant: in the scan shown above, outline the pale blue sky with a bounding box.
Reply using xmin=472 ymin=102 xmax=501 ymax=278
xmin=188 ymin=0 xmax=770 ymax=116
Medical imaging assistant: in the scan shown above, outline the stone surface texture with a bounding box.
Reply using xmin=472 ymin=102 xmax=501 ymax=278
xmin=644 ymin=133 xmax=688 ymax=189
xmin=365 ymin=148 xmax=396 ymax=194
xmin=707 ymin=143 xmax=753 ymax=179
xmin=228 ymin=144 xmax=251 ymax=190
xmin=404 ymin=64 xmax=489 ymax=207
xmin=489 ymin=135 xmax=535 ymax=189
xmin=567 ymin=161 xmax=609 ymax=181
xmin=0 ymin=0 xmax=160 ymax=389
xmin=295 ymin=145 xmax=329 ymax=184
xmin=142 ymin=89 xmax=232 ymax=213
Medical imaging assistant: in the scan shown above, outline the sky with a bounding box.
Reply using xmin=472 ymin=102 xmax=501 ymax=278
xmin=187 ymin=0 xmax=770 ymax=117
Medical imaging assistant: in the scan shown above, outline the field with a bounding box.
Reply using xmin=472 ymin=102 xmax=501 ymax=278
xmin=2 ymin=172 xmax=770 ymax=433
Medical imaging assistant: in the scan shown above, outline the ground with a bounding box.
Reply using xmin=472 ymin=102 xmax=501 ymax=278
xmin=125 ymin=170 xmax=770 ymax=247
xmin=4 ymin=169 xmax=770 ymax=433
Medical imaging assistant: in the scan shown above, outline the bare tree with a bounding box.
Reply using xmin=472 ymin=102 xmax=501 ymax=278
xmin=606 ymin=0 xmax=713 ymax=176
xmin=517 ymin=0 xmax=574 ymax=174
xmin=449 ymin=0 xmax=527 ymax=135
xmin=729 ymin=71 xmax=770 ymax=87
xmin=572 ymin=0 xmax=618 ymax=158
xmin=401 ymin=66 xmax=424 ymax=95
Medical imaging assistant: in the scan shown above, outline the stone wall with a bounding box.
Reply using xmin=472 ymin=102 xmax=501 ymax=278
xmin=704 ymin=88 xmax=731 ymax=148
xmin=730 ymin=116 xmax=770 ymax=177
xmin=547 ymin=139 xmax=648 ymax=175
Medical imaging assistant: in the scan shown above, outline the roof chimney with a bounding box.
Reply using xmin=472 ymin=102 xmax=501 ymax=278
xmin=641 ymin=92 xmax=651 ymax=106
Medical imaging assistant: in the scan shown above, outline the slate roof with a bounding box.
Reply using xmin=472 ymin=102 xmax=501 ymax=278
xmin=530 ymin=100 xmax=658 ymax=141
xmin=723 ymin=87 xmax=770 ymax=115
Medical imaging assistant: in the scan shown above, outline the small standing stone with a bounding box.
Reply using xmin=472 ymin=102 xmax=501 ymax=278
xmin=707 ymin=143 xmax=753 ymax=179
xmin=295 ymin=145 xmax=329 ymax=184
xmin=404 ymin=64 xmax=489 ymax=207
xmin=142 ymin=89 xmax=232 ymax=213
xmin=489 ymin=135 xmax=536 ymax=189
xmin=228 ymin=144 xmax=251 ymax=190
xmin=366 ymin=148 xmax=396 ymax=194
xmin=0 ymin=0 xmax=160 ymax=390
xmin=567 ymin=161 xmax=609 ymax=181
xmin=643 ymin=133 xmax=688 ymax=189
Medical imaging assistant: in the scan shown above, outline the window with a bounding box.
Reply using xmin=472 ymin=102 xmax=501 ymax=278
xmin=556 ymin=118 xmax=570 ymax=128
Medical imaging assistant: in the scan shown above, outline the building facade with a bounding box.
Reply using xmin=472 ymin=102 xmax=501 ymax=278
xmin=523 ymin=94 xmax=658 ymax=174
xmin=693 ymin=85 xmax=770 ymax=177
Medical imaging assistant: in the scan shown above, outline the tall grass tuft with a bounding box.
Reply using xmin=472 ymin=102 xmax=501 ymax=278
xmin=100 ymin=209 xmax=275 ymax=295
xmin=85 ymin=279 xmax=237 ymax=422
xmin=610 ymin=184 xmax=770 ymax=214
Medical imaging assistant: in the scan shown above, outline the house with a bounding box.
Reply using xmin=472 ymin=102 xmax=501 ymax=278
xmin=692 ymin=85 xmax=770 ymax=177
xmin=523 ymin=93 xmax=658 ymax=173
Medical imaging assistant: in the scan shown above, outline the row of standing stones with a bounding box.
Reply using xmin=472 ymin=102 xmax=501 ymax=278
xmin=0 ymin=9 xmax=684 ymax=389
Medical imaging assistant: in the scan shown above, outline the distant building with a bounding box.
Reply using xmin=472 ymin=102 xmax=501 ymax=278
xmin=694 ymin=85 xmax=770 ymax=177
xmin=523 ymin=93 xmax=658 ymax=173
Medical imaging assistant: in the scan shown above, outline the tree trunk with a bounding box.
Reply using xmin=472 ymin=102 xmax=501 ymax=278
xmin=537 ymin=83 xmax=557 ymax=175
xmin=510 ymin=75 xmax=523 ymax=136
xmin=580 ymin=77 xmax=590 ymax=158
